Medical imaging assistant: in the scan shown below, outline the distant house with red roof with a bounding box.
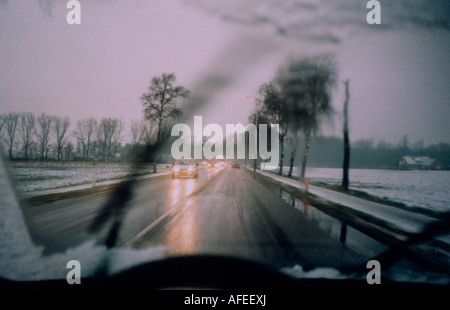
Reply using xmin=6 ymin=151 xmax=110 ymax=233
xmin=399 ymin=156 xmax=442 ymax=170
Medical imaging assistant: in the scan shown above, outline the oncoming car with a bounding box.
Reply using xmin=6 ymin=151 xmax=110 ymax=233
xmin=171 ymin=159 xmax=199 ymax=179
xmin=231 ymin=161 xmax=241 ymax=169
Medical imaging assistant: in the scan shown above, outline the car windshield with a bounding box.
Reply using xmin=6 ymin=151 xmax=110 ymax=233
xmin=0 ymin=0 xmax=449 ymax=292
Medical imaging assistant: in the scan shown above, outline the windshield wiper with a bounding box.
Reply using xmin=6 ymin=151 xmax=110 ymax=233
xmin=360 ymin=211 xmax=450 ymax=276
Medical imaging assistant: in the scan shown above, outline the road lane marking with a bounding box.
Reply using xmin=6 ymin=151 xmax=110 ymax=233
xmin=121 ymin=207 xmax=176 ymax=246
xmin=121 ymin=168 xmax=225 ymax=246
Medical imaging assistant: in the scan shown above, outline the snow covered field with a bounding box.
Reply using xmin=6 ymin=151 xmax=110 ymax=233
xmin=10 ymin=162 xmax=170 ymax=193
xmin=262 ymin=165 xmax=450 ymax=213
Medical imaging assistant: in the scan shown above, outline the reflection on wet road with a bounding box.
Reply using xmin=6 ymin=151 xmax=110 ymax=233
xmin=127 ymin=167 xmax=378 ymax=270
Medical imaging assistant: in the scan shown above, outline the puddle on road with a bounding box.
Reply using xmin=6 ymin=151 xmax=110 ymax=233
xmin=270 ymin=183 xmax=388 ymax=259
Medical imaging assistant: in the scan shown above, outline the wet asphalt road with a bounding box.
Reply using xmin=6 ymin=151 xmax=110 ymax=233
xmin=23 ymin=166 xmax=371 ymax=271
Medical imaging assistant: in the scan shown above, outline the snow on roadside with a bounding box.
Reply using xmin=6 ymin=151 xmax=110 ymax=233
xmin=11 ymin=162 xmax=171 ymax=193
xmin=261 ymin=166 xmax=450 ymax=213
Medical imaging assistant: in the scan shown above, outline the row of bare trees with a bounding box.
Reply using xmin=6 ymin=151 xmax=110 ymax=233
xmin=0 ymin=112 xmax=71 ymax=161
xmin=0 ymin=73 xmax=190 ymax=165
xmin=74 ymin=117 xmax=126 ymax=162
xmin=249 ymin=55 xmax=340 ymax=182
xmin=0 ymin=112 xmax=133 ymax=162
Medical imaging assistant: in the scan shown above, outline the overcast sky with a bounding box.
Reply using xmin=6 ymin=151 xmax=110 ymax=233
xmin=1 ymin=0 xmax=449 ymax=146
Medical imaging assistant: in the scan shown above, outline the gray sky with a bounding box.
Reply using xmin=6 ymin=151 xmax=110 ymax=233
xmin=1 ymin=0 xmax=449 ymax=146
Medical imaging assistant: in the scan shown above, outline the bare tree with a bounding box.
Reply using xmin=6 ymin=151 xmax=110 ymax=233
xmin=29 ymin=141 xmax=38 ymax=160
xmin=248 ymin=110 xmax=270 ymax=172
xmin=75 ymin=119 xmax=87 ymax=158
xmin=130 ymin=119 xmax=145 ymax=161
xmin=36 ymin=113 xmax=53 ymax=161
xmin=4 ymin=112 xmax=20 ymax=160
xmin=75 ymin=117 xmax=97 ymax=160
xmin=97 ymin=118 xmax=121 ymax=162
xmin=287 ymin=134 xmax=298 ymax=177
xmin=95 ymin=123 xmax=105 ymax=160
xmin=258 ymin=80 xmax=289 ymax=175
xmin=119 ymin=119 xmax=149 ymax=162
xmin=141 ymin=120 xmax=155 ymax=146
xmin=53 ymin=116 xmax=71 ymax=161
xmin=19 ymin=112 xmax=36 ymax=160
xmin=141 ymin=73 xmax=189 ymax=144
xmin=130 ymin=119 xmax=143 ymax=146
xmin=111 ymin=119 xmax=124 ymax=161
xmin=64 ymin=142 xmax=74 ymax=161
xmin=141 ymin=73 xmax=189 ymax=170
xmin=85 ymin=118 xmax=97 ymax=160
xmin=279 ymin=55 xmax=337 ymax=181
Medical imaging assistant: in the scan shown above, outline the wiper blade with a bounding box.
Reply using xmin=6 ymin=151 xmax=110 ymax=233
xmin=361 ymin=211 xmax=450 ymax=275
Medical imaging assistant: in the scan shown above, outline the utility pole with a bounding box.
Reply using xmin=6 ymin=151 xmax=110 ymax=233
xmin=342 ymin=79 xmax=350 ymax=190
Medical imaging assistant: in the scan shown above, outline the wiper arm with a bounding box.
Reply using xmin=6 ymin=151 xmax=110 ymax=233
xmin=360 ymin=211 xmax=450 ymax=275
xmin=88 ymin=143 xmax=161 ymax=248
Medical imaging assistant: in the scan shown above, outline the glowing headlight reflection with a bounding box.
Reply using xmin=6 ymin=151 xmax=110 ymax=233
xmin=170 ymin=179 xmax=196 ymax=206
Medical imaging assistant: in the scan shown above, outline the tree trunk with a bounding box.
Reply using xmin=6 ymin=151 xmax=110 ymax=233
xmin=300 ymin=132 xmax=311 ymax=181
xmin=24 ymin=144 xmax=28 ymax=160
xmin=342 ymin=133 xmax=350 ymax=188
xmin=152 ymin=141 xmax=157 ymax=173
xmin=287 ymin=147 xmax=296 ymax=177
xmin=288 ymin=136 xmax=298 ymax=177
xmin=86 ymin=141 xmax=90 ymax=161
xmin=278 ymin=137 xmax=284 ymax=175
xmin=342 ymin=79 xmax=350 ymax=190
xmin=153 ymin=119 xmax=163 ymax=173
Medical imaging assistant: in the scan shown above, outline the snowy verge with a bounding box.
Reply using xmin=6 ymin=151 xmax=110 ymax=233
xmin=250 ymin=167 xmax=438 ymax=235
xmin=22 ymin=170 xmax=171 ymax=198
